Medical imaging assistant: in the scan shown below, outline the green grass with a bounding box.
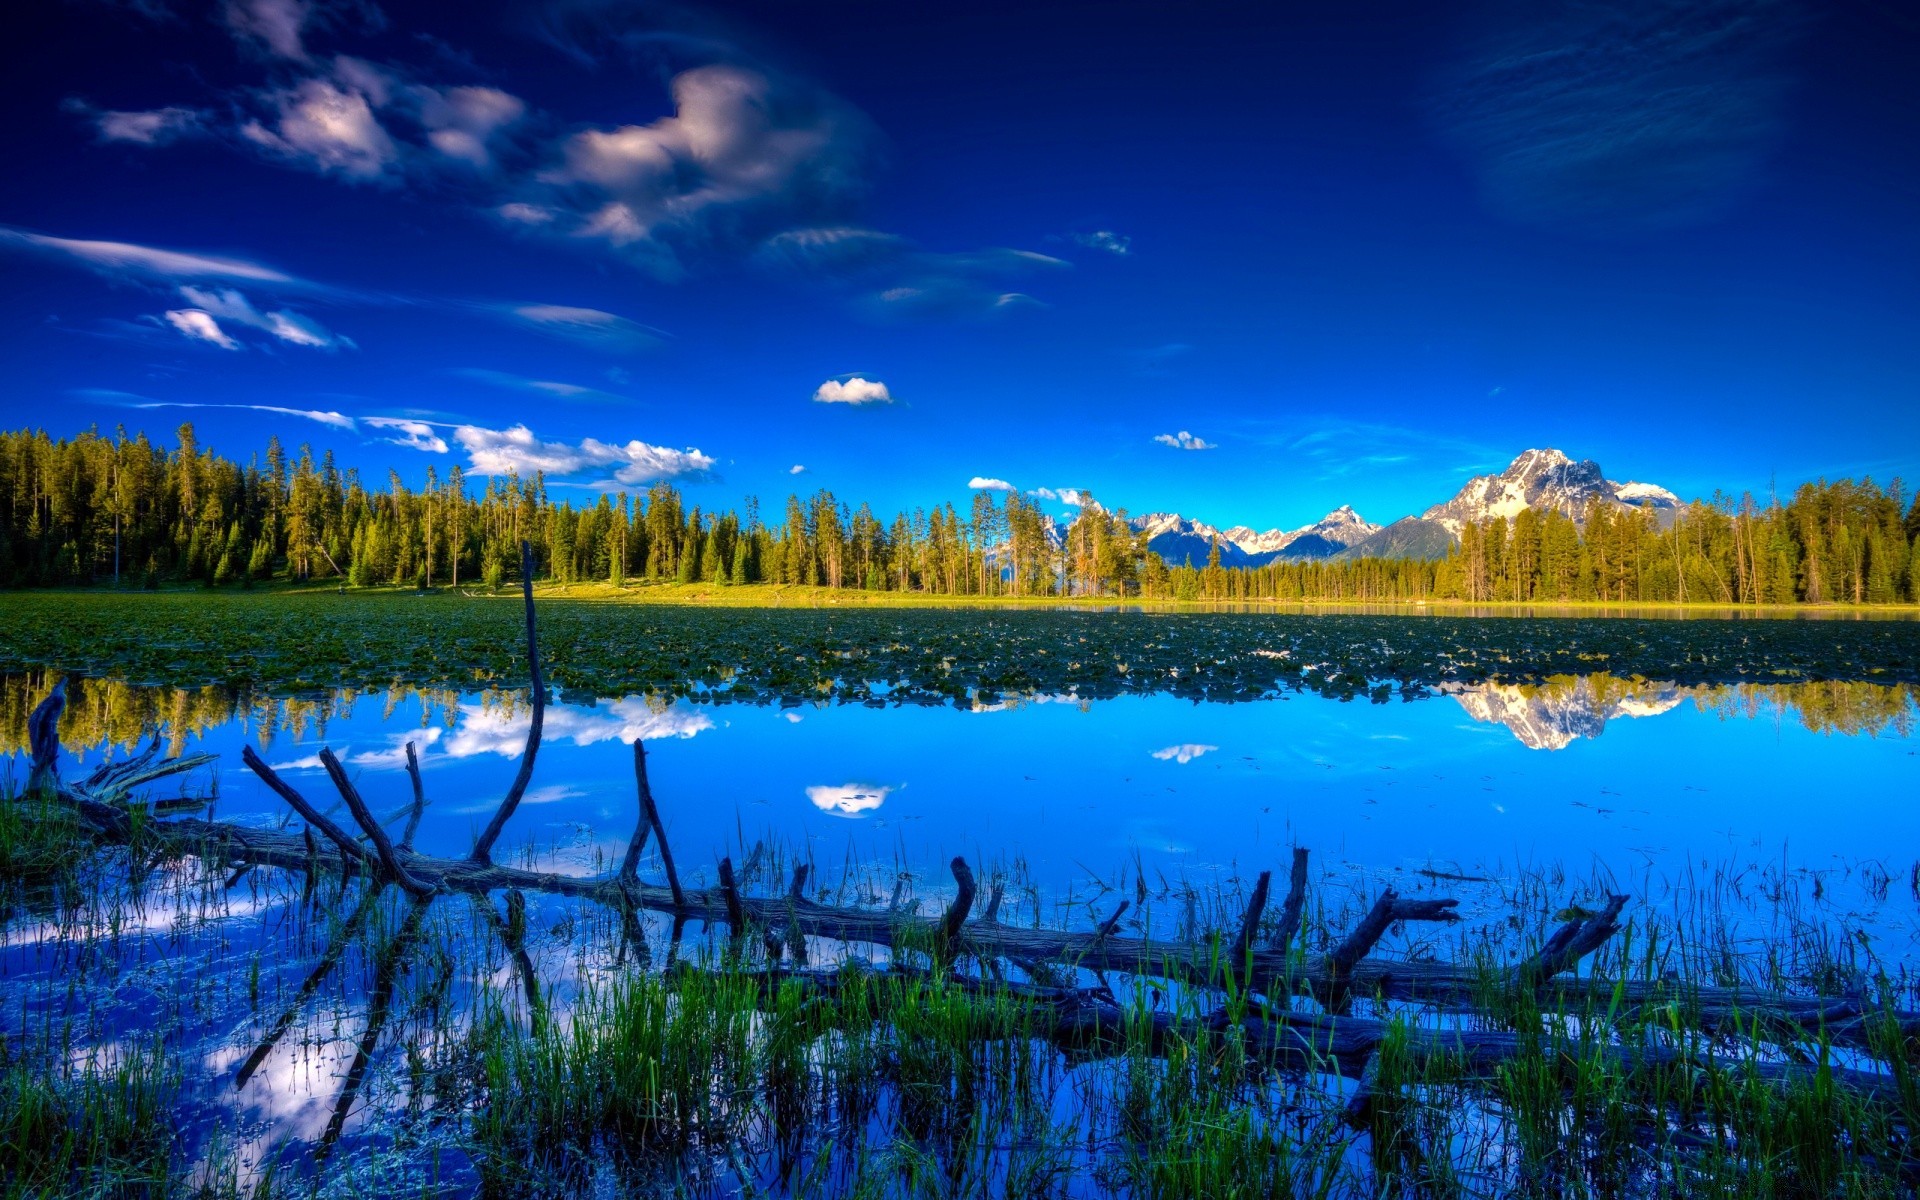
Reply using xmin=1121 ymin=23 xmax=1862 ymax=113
xmin=0 ymin=1036 xmax=180 ymax=1199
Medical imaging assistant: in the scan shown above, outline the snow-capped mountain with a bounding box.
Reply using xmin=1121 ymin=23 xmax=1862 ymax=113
xmin=1131 ymin=506 xmax=1381 ymax=567
xmin=1021 ymin=448 xmax=1677 ymax=568
xmin=1448 ymin=677 xmax=1683 ymax=750
xmin=1420 ymin=448 xmax=1679 ymax=535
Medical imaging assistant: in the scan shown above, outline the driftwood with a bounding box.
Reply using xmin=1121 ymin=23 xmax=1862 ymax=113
xmin=14 ymin=537 xmax=1920 ymax=1089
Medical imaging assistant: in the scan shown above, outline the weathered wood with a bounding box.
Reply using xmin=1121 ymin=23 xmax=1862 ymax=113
xmin=469 ymin=540 xmax=545 ymax=865
xmin=240 ymin=745 xmax=368 ymax=867
xmin=1519 ymin=894 xmax=1629 ymax=985
xmin=618 ymin=740 xmax=651 ymax=883
xmin=26 ymin=678 xmax=65 ymax=796
xmin=1272 ymin=847 xmax=1310 ymax=951
xmin=943 ymin=856 xmax=977 ymax=949
xmin=1229 ymin=869 xmax=1271 ymax=967
xmin=982 ymin=882 xmax=1006 ymax=923
xmin=400 ymin=741 xmax=426 ymax=851
xmin=319 ymin=748 xmax=435 ymax=899
xmin=637 ymin=742 xmax=684 ymax=907
xmin=719 ymin=856 xmax=746 ymax=934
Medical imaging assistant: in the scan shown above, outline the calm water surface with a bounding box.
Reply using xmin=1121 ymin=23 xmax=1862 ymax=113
xmin=6 ymin=670 xmax=1919 ymax=1192
xmin=17 ymin=673 xmax=1919 ymax=911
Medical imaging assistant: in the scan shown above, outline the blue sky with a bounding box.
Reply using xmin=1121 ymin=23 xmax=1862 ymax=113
xmin=4 ymin=0 xmax=1917 ymax=530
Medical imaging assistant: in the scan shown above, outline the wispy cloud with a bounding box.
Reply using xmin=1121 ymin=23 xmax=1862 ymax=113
xmin=812 ymin=376 xmax=892 ymax=406
xmin=1153 ymin=430 xmax=1215 ymax=451
xmin=224 ymin=0 xmax=317 ymax=60
xmin=1433 ymin=0 xmax=1803 ymax=234
xmin=363 ymin=417 xmax=448 ymax=453
xmin=163 ymin=309 xmax=241 ymax=350
xmin=789 ymin=464 xmax=807 ymax=475
xmin=77 ymin=18 xmax=1064 ymax=319
xmin=75 ymin=391 xmax=357 ymax=430
xmin=763 ymin=229 xmax=1066 ymax=320
xmin=497 ymin=303 xmax=664 ymax=354
xmin=74 ymin=103 xmax=203 ymax=145
xmin=1066 ymin=229 xmax=1132 ymax=257
xmin=1 ymin=227 xmax=298 ymax=285
xmin=968 ymin=476 xmax=1014 ymax=491
xmin=453 ymin=368 xmax=627 ymax=404
xmin=171 ymin=286 xmax=350 ymax=350
xmin=1272 ymin=420 xmax=1502 ymax=482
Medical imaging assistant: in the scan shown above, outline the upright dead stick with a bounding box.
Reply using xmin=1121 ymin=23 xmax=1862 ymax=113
xmin=618 ymin=740 xmax=653 ymax=882
xmin=26 ymin=679 xmax=66 ymax=796
xmin=943 ymin=856 xmax=977 ymax=949
xmin=470 ymin=540 xmax=544 ymax=864
xmin=1229 ymin=870 xmax=1272 ymax=967
xmin=319 ymin=748 xmax=435 ymax=898
xmin=719 ymin=856 xmax=746 ymax=934
xmin=637 ymin=743 xmax=684 ymax=907
xmin=1271 ymin=847 xmax=1310 ymax=951
xmin=399 ymin=741 xmax=426 ymax=851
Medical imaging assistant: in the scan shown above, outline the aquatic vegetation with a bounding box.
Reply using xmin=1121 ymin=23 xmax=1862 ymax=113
xmin=2 ymin=592 xmax=1917 ymax=710
xmin=4 ymin=556 xmax=1918 ymax=1197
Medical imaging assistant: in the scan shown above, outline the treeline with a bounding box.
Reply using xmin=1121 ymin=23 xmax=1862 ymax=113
xmin=2 ymin=425 xmax=1917 ymax=605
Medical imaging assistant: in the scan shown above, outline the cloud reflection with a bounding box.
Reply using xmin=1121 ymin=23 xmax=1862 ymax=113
xmin=806 ymin=782 xmax=892 ymax=816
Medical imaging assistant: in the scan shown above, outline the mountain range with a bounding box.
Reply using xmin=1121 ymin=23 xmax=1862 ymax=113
xmin=1127 ymin=448 xmax=1681 ymax=565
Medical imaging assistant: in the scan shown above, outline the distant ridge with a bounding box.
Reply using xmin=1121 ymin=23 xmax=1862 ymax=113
xmin=1132 ymin=448 xmax=1680 ymax=566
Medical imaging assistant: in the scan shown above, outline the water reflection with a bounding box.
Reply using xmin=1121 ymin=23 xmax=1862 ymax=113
xmin=1446 ymin=675 xmax=1916 ymax=750
xmin=5 ymin=672 xmax=1913 ymax=766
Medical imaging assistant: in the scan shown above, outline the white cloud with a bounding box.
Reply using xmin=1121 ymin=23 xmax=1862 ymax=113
xmin=968 ymin=477 xmax=1014 ymax=491
xmin=1154 ymin=430 xmax=1215 ymax=451
xmin=497 ymin=202 xmax=556 ymax=225
xmin=1070 ymin=230 xmax=1132 ymax=256
xmin=363 ymin=417 xmax=448 ymax=453
xmin=451 ymin=424 xmax=716 ymax=485
xmin=534 ymin=65 xmax=870 ymax=278
xmin=812 ymin=377 xmax=892 ymax=405
xmin=1 ymin=228 xmax=296 ymax=284
xmin=503 ymin=304 xmax=663 ymax=354
xmin=419 ymin=86 xmax=525 ymax=170
xmin=1030 ymin=487 xmax=1092 ymax=508
xmin=242 ymin=76 xmax=399 ymax=180
xmin=789 ymin=464 xmax=807 ymax=475
xmin=1151 ymin=743 xmax=1218 ymax=764
xmin=224 ymin=0 xmax=312 ymax=60
xmin=176 ymin=286 xmax=347 ymax=349
xmin=163 ymin=309 xmax=240 ymax=350
xmin=805 ymin=783 xmax=891 ymax=817
xmin=93 ymin=107 xmax=202 ymax=145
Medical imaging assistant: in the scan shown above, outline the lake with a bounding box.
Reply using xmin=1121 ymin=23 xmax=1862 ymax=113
xmin=5 ymin=602 xmax=1920 ymax=1196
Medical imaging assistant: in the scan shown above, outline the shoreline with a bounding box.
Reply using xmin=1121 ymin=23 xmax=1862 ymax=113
xmin=8 ymin=581 xmax=1920 ymax=618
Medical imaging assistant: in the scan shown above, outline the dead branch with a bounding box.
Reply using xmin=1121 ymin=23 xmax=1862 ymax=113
xmin=469 ymin=540 xmax=545 ymax=865
xmin=318 ymin=748 xmax=435 ymax=899
xmin=1271 ymin=847 xmax=1310 ymax=951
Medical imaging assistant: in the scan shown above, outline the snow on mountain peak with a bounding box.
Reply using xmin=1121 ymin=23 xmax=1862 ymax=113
xmin=1420 ymin=448 xmax=1674 ymax=533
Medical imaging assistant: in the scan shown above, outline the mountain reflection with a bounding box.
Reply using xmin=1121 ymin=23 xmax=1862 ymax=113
xmin=1449 ymin=675 xmax=1918 ymax=750
xmin=2 ymin=671 xmax=1912 ymax=760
